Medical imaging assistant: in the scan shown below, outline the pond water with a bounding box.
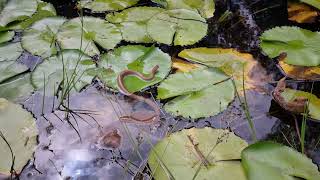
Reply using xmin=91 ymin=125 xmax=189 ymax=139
xmin=2 ymin=0 xmax=320 ymax=179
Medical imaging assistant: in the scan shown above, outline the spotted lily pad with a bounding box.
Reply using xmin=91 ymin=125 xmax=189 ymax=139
xmin=153 ymin=0 xmax=215 ymax=18
xmin=57 ymin=17 xmax=122 ymax=56
xmin=260 ymin=26 xmax=320 ymax=67
xmin=31 ymin=50 xmax=96 ymax=94
xmin=302 ymin=0 xmax=320 ymax=10
xmin=242 ymin=141 xmax=320 ymax=180
xmin=79 ymin=0 xmax=139 ymax=12
xmin=0 ymin=31 xmax=14 ymax=44
xmin=22 ymin=17 xmax=66 ymax=58
xmin=148 ymin=127 xmax=248 ymax=180
xmin=0 ymin=0 xmax=37 ymax=27
xmin=158 ymin=68 xmax=234 ymax=119
xmin=147 ymin=9 xmax=208 ymax=46
xmin=106 ymin=7 xmax=165 ymax=43
xmin=98 ymin=45 xmax=172 ymax=92
xmin=0 ymin=98 xmax=38 ymax=174
xmin=281 ymin=88 xmax=320 ymax=121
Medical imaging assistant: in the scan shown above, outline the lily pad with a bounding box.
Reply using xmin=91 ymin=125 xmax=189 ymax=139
xmin=57 ymin=17 xmax=122 ymax=56
xmin=242 ymin=141 xmax=320 ymax=180
xmin=147 ymin=9 xmax=208 ymax=46
xmin=0 ymin=42 xmax=23 ymax=62
xmin=153 ymin=0 xmax=215 ymax=18
xmin=260 ymin=26 xmax=320 ymax=67
xmin=0 ymin=0 xmax=37 ymax=27
xmin=288 ymin=2 xmax=318 ymax=23
xmin=7 ymin=1 xmax=57 ymax=30
xmin=302 ymin=0 xmax=320 ymax=10
xmin=0 ymin=61 xmax=28 ymax=83
xmin=0 ymin=98 xmax=38 ymax=174
xmin=148 ymin=127 xmax=248 ymax=180
xmin=0 ymin=31 xmax=14 ymax=44
xmin=31 ymin=50 xmax=96 ymax=94
xmin=22 ymin=17 xmax=66 ymax=58
xmin=98 ymin=45 xmax=172 ymax=93
xmin=158 ymin=68 xmax=235 ymax=119
xmin=79 ymin=0 xmax=139 ymax=12
xmin=281 ymin=88 xmax=320 ymax=121
xmin=0 ymin=74 xmax=34 ymax=101
xmin=106 ymin=7 xmax=165 ymax=43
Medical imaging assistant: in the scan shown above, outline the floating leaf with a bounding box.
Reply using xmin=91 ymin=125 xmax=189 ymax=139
xmin=288 ymin=2 xmax=318 ymax=23
xmin=0 ymin=61 xmax=28 ymax=83
xmin=172 ymin=57 xmax=202 ymax=72
xmin=0 ymin=0 xmax=37 ymax=27
xmin=158 ymin=68 xmax=234 ymax=119
xmin=98 ymin=45 xmax=171 ymax=92
xmin=260 ymin=26 xmax=320 ymax=67
xmin=57 ymin=17 xmax=122 ymax=56
xmin=242 ymin=141 xmax=320 ymax=180
xmin=0 ymin=42 xmax=23 ymax=62
xmin=106 ymin=7 xmax=164 ymax=43
xmin=0 ymin=98 xmax=38 ymax=174
xmin=148 ymin=128 xmax=248 ymax=180
xmin=278 ymin=55 xmax=320 ymax=80
xmin=302 ymin=0 xmax=320 ymax=10
xmin=31 ymin=50 xmax=96 ymax=94
xmin=147 ymin=9 xmax=208 ymax=46
xmin=153 ymin=0 xmax=215 ymax=18
xmin=22 ymin=17 xmax=66 ymax=58
xmin=281 ymin=88 xmax=320 ymax=121
xmin=0 ymin=31 xmax=14 ymax=44
xmin=79 ymin=0 xmax=139 ymax=12
xmin=7 ymin=1 xmax=57 ymax=30
xmin=0 ymin=74 xmax=34 ymax=101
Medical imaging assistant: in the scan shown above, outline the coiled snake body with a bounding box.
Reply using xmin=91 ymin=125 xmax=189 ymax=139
xmin=117 ymin=65 xmax=160 ymax=123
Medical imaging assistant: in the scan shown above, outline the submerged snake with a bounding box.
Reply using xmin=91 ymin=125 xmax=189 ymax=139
xmin=117 ymin=65 xmax=160 ymax=123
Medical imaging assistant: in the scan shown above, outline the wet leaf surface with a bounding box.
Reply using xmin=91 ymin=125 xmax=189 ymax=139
xmin=0 ymin=98 xmax=38 ymax=174
xmin=302 ymin=0 xmax=320 ymax=10
xmin=79 ymin=0 xmax=139 ymax=12
xmin=0 ymin=30 xmax=14 ymax=44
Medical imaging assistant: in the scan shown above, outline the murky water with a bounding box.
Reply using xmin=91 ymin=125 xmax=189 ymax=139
xmin=6 ymin=0 xmax=320 ymax=179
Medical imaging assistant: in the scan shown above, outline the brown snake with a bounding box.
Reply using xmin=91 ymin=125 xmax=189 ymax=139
xmin=117 ymin=65 xmax=160 ymax=123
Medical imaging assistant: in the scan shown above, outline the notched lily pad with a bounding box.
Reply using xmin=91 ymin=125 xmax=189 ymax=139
xmin=31 ymin=50 xmax=97 ymax=94
xmin=22 ymin=17 xmax=66 ymax=58
xmin=158 ymin=68 xmax=235 ymax=119
xmin=57 ymin=17 xmax=122 ymax=56
xmin=0 ymin=98 xmax=38 ymax=174
xmin=260 ymin=26 xmax=320 ymax=67
xmin=153 ymin=0 xmax=215 ymax=18
xmin=242 ymin=141 xmax=320 ymax=180
xmin=147 ymin=9 xmax=208 ymax=46
xmin=106 ymin=7 xmax=165 ymax=43
xmin=79 ymin=0 xmax=139 ymax=12
xmin=98 ymin=45 xmax=172 ymax=93
xmin=148 ymin=128 xmax=248 ymax=180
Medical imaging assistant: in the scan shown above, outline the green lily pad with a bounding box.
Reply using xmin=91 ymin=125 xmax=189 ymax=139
xmin=106 ymin=7 xmax=165 ymax=43
xmin=31 ymin=50 xmax=97 ymax=94
xmin=57 ymin=17 xmax=122 ymax=56
xmin=0 ymin=0 xmax=37 ymax=27
xmin=148 ymin=127 xmax=248 ymax=180
xmin=22 ymin=17 xmax=66 ymax=58
xmin=0 ymin=61 xmax=28 ymax=83
xmin=0 ymin=0 xmax=7 ymax=12
xmin=0 ymin=31 xmax=14 ymax=44
xmin=147 ymin=9 xmax=208 ymax=46
xmin=281 ymin=88 xmax=320 ymax=121
xmin=260 ymin=26 xmax=320 ymax=67
xmin=0 ymin=74 xmax=34 ymax=101
xmin=241 ymin=141 xmax=320 ymax=180
xmin=152 ymin=0 xmax=215 ymax=18
xmin=98 ymin=45 xmax=172 ymax=92
xmin=79 ymin=0 xmax=139 ymax=12
xmin=301 ymin=0 xmax=320 ymax=10
xmin=158 ymin=68 xmax=234 ymax=119
xmin=7 ymin=1 xmax=56 ymax=30
xmin=0 ymin=98 xmax=38 ymax=174
xmin=0 ymin=42 xmax=23 ymax=62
